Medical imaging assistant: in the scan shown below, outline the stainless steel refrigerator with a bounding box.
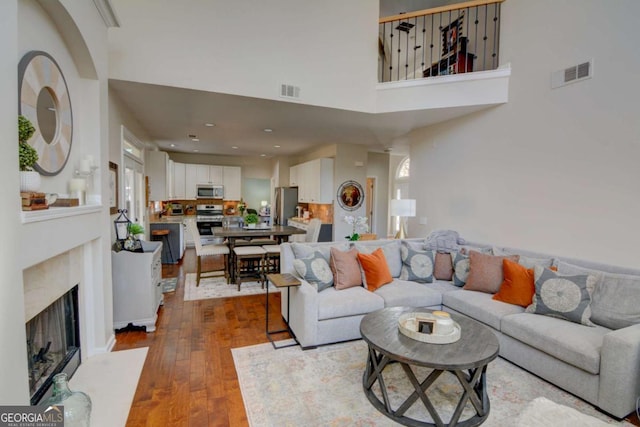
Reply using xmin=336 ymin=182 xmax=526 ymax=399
xmin=273 ymin=187 xmax=298 ymax=225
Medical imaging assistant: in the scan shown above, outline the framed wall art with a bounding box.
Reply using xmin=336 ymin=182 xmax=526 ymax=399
xmin=109 ymin=161 xmax=118 ymax=215
xmin=337 ymin=180 xmax=364 ymax=211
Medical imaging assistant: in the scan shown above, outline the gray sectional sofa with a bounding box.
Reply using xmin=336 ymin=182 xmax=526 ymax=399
xmin=279 ymin=238 xmax=640 ymax=419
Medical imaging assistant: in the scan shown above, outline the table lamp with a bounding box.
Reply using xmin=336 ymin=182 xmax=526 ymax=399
xmin=390 ymin=199 xmax=416 ymax=239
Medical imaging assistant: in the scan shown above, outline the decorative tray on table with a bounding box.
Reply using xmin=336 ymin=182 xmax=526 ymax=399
xmin=398 ymin=311 xmax=461 ymax=344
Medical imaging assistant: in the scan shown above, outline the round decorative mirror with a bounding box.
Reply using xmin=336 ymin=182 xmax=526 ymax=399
xmin=18 ymin=51 xmax=73 ymax=176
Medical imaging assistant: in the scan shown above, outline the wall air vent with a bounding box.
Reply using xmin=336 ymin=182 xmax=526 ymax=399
xmin=280 ymin=84 xmax=301 ymax=99
xmin=551 ymin=59 xmax=593 ymax=89
xmin=395 ymin=21 xmax=415 ymax=33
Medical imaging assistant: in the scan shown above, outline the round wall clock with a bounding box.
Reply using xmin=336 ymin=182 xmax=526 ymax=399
xmin=18 ymin=51 xmax=73 ymax=176
xmin=337 ymin=180 xmax=364 ymax=211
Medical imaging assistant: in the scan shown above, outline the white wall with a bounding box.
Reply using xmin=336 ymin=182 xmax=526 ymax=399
xmin=366 ymin=152 xmax=390 ymax=237
xmin=407 ymin=0 xmax=640 ymax=268
xmin=109 ymin=0 xmax=379 ymax=113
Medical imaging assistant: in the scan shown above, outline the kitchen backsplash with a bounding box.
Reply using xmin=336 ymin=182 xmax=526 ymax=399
xmin=307 ymin=203 xmax=333 ymax=223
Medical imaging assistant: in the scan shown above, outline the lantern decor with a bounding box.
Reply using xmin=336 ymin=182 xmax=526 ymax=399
xmin=114 ymin=209 xmax=132 ymax=241
xmin=113 ymin=209 xmax=143 ymax=253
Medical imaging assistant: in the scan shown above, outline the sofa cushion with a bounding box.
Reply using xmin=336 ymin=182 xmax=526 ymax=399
xmin=557 ymin=261 xmax=640 ymax=330
xmin=451 ymin=252 xmax=470 ymax=287
xmin=493 ymin=246 xmax=555 ymax=269
xmin=330 ymin=247 xmax=362 ymax=290
xmin=463 ymin=251 xmax=520 ymax=294
xmin=293 ymin=251 xmax=334 ymax=292
xmin=291 ymin=242 xmax=349 ymax=262
xmin=526 ymin=266 xmax=596 ymax=326
xmin=424 ymin=279 xmax=461 ymax=294
xmin=374 ymin=279 xmax=443 ymax=308
xmin=434 ymin=252 xmax=454 ymax=281
xmin=317 ymin=286 xmax=384 ymax=321
xmin=443 ymin=290 xmax=524 ymax=330
xmin=357 ymin=248 xmax=393 ymax=291
xmin=354 ymin=240 xmax=402 ymax=278
xmin=501 ymin=313 xmax=609 ymax=374
xmin=399 ymin=242 xmax=435 ymax=283
xmin=492 ymin=258 xmax=535 ymax=307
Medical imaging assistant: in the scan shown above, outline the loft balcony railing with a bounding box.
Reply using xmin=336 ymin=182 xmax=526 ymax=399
xmin=379 ymin=0 xmax=505 ymax=83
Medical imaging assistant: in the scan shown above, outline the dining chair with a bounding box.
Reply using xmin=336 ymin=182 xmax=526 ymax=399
xmin=187 ymin=221 xmax=230 ymax=285
xmin=305 ymin=219 xmax=322 ymax=243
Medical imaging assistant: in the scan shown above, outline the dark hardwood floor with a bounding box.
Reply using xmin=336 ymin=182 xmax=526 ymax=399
xmin=114 ymin=248 xmax=286 ymax=426
xmin=115 ymin=248 xmax=640 ymax=427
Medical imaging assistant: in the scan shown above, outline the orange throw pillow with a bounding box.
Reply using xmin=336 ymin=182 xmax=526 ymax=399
xmin=357 ymin=248 xmax=393 ymax=291
xmin=492 ymin=258 xmax=535 ymax=307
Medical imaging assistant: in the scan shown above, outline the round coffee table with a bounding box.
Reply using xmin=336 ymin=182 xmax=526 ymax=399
xmin=360 ymin=307 xmax=499 ymax=427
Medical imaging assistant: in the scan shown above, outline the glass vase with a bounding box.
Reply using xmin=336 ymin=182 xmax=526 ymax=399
xmin=46 ymin=372 xmax=92 ymax=427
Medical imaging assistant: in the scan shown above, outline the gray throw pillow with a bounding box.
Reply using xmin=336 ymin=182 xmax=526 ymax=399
xmin=399 ymin=242 xmax=434 ymax=283
xmin=526 ymin=266 xmax=596 ymax=326
xmin=293 ymin=251 xmax=334 ymax=292
xmin=291 ymin=242 xmax=348 ymax=262
xmin=451 ymin=252 xmax=470 ymax=287
xmin=557 ymin=261 xmax=640 ymax=329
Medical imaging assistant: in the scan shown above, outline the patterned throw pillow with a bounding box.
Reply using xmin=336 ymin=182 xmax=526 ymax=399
xmin=526 ymin=266 xmax=596 ymax=326
xmin=399 ymin=242 xmax=435 ymax=283
xmin=293 ymin=251 xmax=334 ymax=292
xmin=451 ymin=252 xmax=470 ymax=287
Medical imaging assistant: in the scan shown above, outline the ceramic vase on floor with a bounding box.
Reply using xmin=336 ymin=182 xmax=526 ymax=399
xmin=46 ymin=373 xmax=92 ymax=427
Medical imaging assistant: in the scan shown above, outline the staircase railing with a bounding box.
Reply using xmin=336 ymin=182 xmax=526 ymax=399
xmin=379 ymin=0 xmax=505 ymax=83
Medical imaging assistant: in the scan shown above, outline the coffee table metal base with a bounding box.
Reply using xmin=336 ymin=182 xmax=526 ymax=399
xmin=363 ymin=345 xmax=490 ymax=427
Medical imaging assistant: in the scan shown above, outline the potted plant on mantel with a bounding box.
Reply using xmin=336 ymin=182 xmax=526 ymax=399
xmin=18 ymin=115 xmax=40 ymax=192
xmin=244 ymin=213 xmax=259 ymax=229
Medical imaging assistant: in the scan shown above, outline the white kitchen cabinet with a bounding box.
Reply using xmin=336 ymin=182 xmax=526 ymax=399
xmin=185 ymin=164 xmax=197 ymax=199
xmin=173 ymin=162 xmax=186 ymax=199
xmin=223 ymin=166 xmax=242 ymax=200
xmin=296 ymin=158 xmax=334 ymax=203
xmin=146 ymin=151 xmax=170 ymax=201
xmin=289 ymin=164 xmax=299 ymax=187
xmin=183 ymin=217 xmax=196 ymax=247
xmin=112 ymin=241 xmax=163 ymax=332
xmin=196 ymin=165 xmax=223 ymax=185
xmin=168 ymin=160 xmax=175 ymax=199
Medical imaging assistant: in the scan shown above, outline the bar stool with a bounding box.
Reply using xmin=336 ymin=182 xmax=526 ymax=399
xmin=262 ymin=244 xmax=281 ymax=281
xmin=151 ymin=229 xmax=174 ymax=264
xmin=233 ymin=246 xmax=266 ymax=291
xmin=187 ymin=221 xmax=230 ymax=285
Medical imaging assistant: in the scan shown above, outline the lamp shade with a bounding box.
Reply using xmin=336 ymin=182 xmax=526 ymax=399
xmin=390 ymin=199 xmax=416 ymax=217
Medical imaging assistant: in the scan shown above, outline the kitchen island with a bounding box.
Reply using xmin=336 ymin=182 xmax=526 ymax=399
xmin=149 ymin=216 xmax=186 ymax=263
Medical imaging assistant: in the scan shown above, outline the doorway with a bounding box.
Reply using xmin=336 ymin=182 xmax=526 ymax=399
xmin=122 ymin=127 xmax=146 ymax=229
xmin=366 ymin=177 xmax=375 ymax=235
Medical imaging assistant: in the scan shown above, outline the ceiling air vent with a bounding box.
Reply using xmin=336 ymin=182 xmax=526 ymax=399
xmin=551 ymin=60 xmax=593 ymax=89
xmin=280 ymin=84 xmax=300 ymax=99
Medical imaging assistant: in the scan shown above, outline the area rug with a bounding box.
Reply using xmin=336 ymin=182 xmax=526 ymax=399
xmin=232 ymin=340 xmax=632 ymax=427
xmin=183 ymin=273 xmax=279 ymax=301
xmin=516 ymin=397 xmax=612 ymax=427
xmin=161 ymin=277 xmax=177 ymax=293
xmin=69 ymin=347 xmax=148 ymax=427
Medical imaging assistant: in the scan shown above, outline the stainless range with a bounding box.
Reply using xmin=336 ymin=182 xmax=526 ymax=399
xmin=196 ymin=204 xmax=224 ymax=244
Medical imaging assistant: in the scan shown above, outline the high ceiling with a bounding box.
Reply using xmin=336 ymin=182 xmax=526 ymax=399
xmin=108 ymin=1 xmax=477 ymax=160
xmin=109 ymin=79 xmax=489 ymax=159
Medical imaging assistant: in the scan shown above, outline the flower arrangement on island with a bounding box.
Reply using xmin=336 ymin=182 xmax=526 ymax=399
xmin=343 ymin=215 xmax=368 ymax=241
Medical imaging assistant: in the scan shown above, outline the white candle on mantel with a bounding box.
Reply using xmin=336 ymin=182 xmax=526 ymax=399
xmin=69 ymin=178 xmax=86 ymax=192
xmin=79 ymin=159 xmax=91 ymax=174
xmin=85 ymin=155 xmax=95 ymax=167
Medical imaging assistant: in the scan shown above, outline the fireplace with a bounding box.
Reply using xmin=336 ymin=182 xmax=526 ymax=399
xmin=26 ymin=285 xmax=81 ymax=405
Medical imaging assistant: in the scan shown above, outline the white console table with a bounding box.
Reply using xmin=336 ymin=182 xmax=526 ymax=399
xmin=112 ymin=241 xmax=163 ymax=332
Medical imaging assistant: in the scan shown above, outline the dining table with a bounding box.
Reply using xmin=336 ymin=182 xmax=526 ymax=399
xmin=211 ymin=225 xmax=306 ymax=284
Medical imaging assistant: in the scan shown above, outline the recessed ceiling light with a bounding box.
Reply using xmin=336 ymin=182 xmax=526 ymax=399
xmin=205 ymin=123 xmax=215 ymax=127
xmin=273 ymin=145 xmax=281 ymax=148
xmin=191 ymin=138 xmax=200 ymax=142
xmin=232 ymin=146 xmax=238 ymax=149
xmin=260 ymin=154 xmax=266 ymax=157
xmin=170 ymin=144 xmax=176 ymax=147
xmin=263 ymin=128 xmax=273 ymax=133
xmin=193 ymin=149 xmax=199 ymax=152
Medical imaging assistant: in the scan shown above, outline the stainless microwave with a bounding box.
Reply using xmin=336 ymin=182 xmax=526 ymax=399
xmin=196 ymin=184 xmax=224 ymax=199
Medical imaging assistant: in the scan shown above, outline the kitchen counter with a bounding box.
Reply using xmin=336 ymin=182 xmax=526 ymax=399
xmin=288 ymin=217 xmax=332 ymax=225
